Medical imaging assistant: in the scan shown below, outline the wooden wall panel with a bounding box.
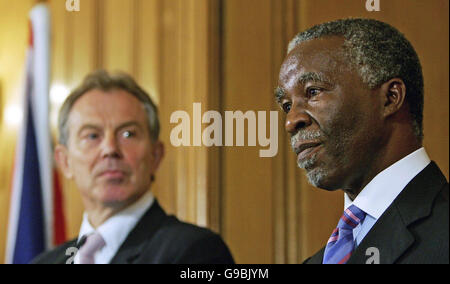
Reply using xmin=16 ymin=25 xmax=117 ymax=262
xmin=102 ymin=0 xmax=135 ymax=73
xmin=157 ymin=0 xmax=221 ymax=229
xmin=136 ymin=0 xmax=161 ymax=105
xmin=222 ymin=0 xmax=275 ymax=264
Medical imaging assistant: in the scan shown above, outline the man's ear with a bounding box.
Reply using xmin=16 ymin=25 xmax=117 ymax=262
xmin=54 ymin=144 xmax=73 ymax=179
xmin=380 ymin=78 xmax=407 ymax=118
xmin=150 ymin=141 xmax=165 ymax=174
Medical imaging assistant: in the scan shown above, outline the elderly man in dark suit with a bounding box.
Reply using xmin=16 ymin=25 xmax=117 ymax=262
xmin=33 ymin=70 xmax=234 ymax=264
xmin=275 ymin=18 xmax=448 ymax=264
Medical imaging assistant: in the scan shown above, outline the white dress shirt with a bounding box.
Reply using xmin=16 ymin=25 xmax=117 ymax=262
xmin=344 ymin=147 xmax=431 ymax=247
xmin=74 ymin=190 xmax=155 ymax=264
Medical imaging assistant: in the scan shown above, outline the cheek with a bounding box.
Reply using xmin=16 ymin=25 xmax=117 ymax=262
xmin=335 ymin=103 xmax=378 ymax=152
xmin=69 ymin=149 xmax=97 ymax=175
xmin=124 ymin=147 xmax=153 ymax=177
xmin=318 ymin=98 xmax=367 ymax=150
xmin=65 ymin=154 xmax=96 ymax=195
xmin=315 ymin=99 xmax=349 ymax=136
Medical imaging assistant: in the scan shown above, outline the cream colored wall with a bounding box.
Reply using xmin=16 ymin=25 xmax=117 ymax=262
xmin=0 ymin=0 xmax=448 ymax=264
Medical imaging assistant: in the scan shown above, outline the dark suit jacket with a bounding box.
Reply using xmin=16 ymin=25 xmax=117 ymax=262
xmin=32 ymin=200 xmax=234 ymax=264
xmin=304 ymin=161 xmax=449 ymax=264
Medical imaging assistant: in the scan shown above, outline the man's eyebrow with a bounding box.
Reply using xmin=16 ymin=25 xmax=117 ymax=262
xmin=116 ymin=121 xmax=143 ymax=131
xmin=76 ymin=121 xmax=143 ymax=136
xmin=274 ymin=72 xmax=332 ymax=103
xmin=274 ymin=86 xmax=286 ymax=103
xmin=77 ymin=124 xmax=100 ymax=135
xmin=74 ymin=124 xmax=100 ymax=140
xmin=298 ymin=72 xmax=332 ymax=85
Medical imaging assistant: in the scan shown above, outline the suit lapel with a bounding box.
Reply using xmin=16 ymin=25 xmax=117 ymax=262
xmin=347 ymin=205 xmax=414 ymax=264
xmin=47 ymin=239 xmax=78 ymax=264
xmin=303 ymin=248 xmax=325 ymax=264
xmin=109 ymin=200 xmax=168 ymax=264
xmin=348 ymin=162 xmax=447 ymax=264
xmin=306 ymin=209 xmax=416 ymax=264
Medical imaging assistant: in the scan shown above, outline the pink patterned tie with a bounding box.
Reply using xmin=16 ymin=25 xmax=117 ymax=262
xmin=323 ymin=205 xmax=366 ymax=264
xmin=78 ymin=232 xmax=105 ymax=264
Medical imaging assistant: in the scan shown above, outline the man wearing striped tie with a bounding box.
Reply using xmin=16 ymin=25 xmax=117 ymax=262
xmin=32 ymin=70 xmax=234 ymax=264
xmin=275 ymin=18 xmax=448 ymax=264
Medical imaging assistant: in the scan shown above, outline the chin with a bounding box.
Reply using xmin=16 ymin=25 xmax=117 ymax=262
xmin=96 ymin=186 xmax=138 ymax=206
xmin=304 ymin=168 xmax=341 ymax=191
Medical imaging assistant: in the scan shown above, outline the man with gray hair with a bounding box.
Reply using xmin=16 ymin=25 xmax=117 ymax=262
xmin=32 ymin=70 xmax=234 ymax=264
xmin=276 ymin=18 xmax=448 ymax=264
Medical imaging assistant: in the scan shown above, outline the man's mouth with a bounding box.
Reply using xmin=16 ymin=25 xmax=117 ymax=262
xmin=99 ymin=170 xmax=127 ymax=179
xmin=294 ymin=141 xmax=322 ymax=162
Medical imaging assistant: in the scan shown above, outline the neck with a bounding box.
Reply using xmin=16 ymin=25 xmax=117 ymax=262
xmin=84 ymin=203 xmax=128 ymax=228
xmin=82 ymin=193 xmax=146 ymax=228
xmin=344 ymin=128 xmax=421 ymax=201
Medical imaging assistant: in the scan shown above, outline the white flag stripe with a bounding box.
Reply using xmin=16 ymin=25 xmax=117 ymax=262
xmin=30 ymin=4 xmax=53 ymax=251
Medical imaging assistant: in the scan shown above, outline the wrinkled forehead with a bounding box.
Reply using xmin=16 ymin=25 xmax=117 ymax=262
xmin=68 ymin=89 xmax=148 ymax=128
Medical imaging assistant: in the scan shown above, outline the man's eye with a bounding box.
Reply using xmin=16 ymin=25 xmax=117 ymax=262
xmin=282 ymin=102 xmax=292 ymax=113
xmin=307 ymin=88 xmax=322 ymax=97
xmin=87 ymin=133 xmax=99 ymax=140
xmin=122 ymin=130 xmax=136 ymax=138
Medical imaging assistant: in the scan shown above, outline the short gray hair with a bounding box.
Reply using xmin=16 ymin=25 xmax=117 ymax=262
xmin=288 ymin=18 xmax=424 ymax=142
xmin=58 ymin=70 xmax=160 ymax=145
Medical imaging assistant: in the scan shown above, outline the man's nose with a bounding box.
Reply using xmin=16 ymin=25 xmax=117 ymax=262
xmin=285 ymin=107 xmax=312 ymax=135
xmin=100 ymin=133 xmax=122 ymax=159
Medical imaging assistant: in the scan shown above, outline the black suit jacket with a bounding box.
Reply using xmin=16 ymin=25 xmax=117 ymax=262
xmin=304 ymin=161 xmax=449 ymax=264
xmin=32 ymin=200 xmax=234 ymax=264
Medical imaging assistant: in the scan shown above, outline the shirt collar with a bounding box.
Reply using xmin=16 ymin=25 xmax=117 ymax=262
xmin=345 ymin=147 xmax=431 ymax=219
xmin=78 ymin=190 xmax=155 ymax=255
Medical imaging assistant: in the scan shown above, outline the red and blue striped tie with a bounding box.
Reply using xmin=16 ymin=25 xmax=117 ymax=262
xmin=323 ymin=204 xmax=366 ymax=264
